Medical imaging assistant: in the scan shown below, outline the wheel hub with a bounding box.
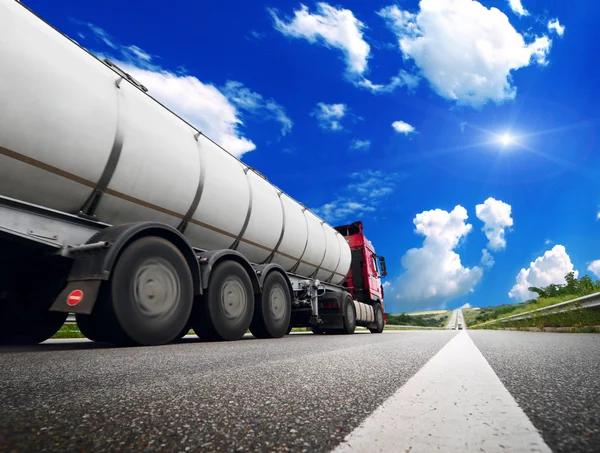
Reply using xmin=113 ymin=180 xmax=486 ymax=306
xmin=221 ymin=277 xmax=247 ymax=320
xmin=269 ymin=285 xmax=286 ymax=322
xmin=133 ymin=258 xmax=180 ymax=319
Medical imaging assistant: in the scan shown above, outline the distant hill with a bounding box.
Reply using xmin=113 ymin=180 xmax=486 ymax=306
xmin=386 ymin=310 xmax=451 ymax=328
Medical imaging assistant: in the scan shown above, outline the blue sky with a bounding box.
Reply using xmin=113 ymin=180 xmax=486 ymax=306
xmin=23 ymin=0 xmax=600 ymax=312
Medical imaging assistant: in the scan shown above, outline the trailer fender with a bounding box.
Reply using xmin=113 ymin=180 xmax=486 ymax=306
xmin=197 ymin=249 xmax=261 ymax=295
xmin=51 ymin=222 xmax=200 ymax=314
xmin=251 ymin=263 xmax=294 ymax=299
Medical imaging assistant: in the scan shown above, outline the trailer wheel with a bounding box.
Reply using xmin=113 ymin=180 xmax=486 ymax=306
xmin=250 ymin=272 xmax=291 ymax=339
xmin=0 ymin=260 xmax=69 ymax=345
xmin=341 ymin=295 xmax=356 ymax=335
xmin=193 ymin=260 xmax=254 ymax=341
xmin=76 ymin=314 xmax=105 ymax=342
xmin=96 ymin=236 xmax=194 ymax=346
xmin=369 ymin=304 xmax=384 ymax=334
xmin=0 ymin=307 xmax=67 ymax=345
xmin=173 ymin=323 xmax=192 ymax=341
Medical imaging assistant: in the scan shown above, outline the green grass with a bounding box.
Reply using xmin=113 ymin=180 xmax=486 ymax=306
xmin=467 ymin=293 xmax=600 ymax=331
xmin=473 ymin=307 xmax=600 ymax=331
xmin=53 ymin=324 xmax=85 ymax=339
xmin=461 ymin=308 xmax=481 ymax=327
xmin=385 ymin=310 xmax=452 ymax=328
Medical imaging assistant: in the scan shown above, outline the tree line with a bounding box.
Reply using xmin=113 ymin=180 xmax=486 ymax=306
xmin=528 ymin=271 xmax=600 ymax=299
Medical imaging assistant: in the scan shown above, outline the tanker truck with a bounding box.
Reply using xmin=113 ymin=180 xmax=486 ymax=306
xmin=0 ymin=0 xmax=388 ymax=346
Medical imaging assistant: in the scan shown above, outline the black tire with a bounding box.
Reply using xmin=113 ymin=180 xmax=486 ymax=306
xmin=76 ymin=313 xmax=105 ymax=342
xmin=192 ymin=260 xmax=254 ymax=341
xmin=0 ymin=258 xmax=69 ymax=345
xmin=249 ymin=272 xmax=291 ymax=339
xmin=285 ymin=323 xmax=293 ymax=335
xmin=94 ymin=236 xmax=194 ymax=346
xmin=369 ymin=304 xmax=384 ymax=333
xmin=341 ymin=294 xmax=356 ymax=335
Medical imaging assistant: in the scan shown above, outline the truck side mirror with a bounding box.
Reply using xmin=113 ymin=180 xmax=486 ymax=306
xmin=379 ymin=256 xmax=387 ymax=277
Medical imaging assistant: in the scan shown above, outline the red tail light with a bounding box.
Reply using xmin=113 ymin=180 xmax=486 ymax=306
xmin=322 ymin=302 xmax=340 ymax=309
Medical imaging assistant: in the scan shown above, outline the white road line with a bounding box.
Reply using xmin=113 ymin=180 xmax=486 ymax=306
xmin=333 ymin=332 xmax=551 ymax=453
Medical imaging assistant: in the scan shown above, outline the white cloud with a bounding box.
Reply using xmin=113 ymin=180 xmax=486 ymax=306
xmin=378 ymin=0 xmax=552 ymax=107
xmin=347 ymin=170 xmax=397 ymax=199
xmin=508 ymin=245 xmax=578 ymax=301
xmin=392 ymin=206 xmax=484 ymax=307
xmin=314 ymin=199 xmax=375 ymax=223
xmin=588 ymin=261 xmax=600 ymax=279
xmin=460 ymin=302 xmax=472 ymax=309
xmin=349 ymin=139 xmax=371 ymax=152
xmin=270 ymin=3 xmax=370 ymax=75
xmin=507 ymin=0 xmax=528 ymax=16
xmin=222 ymin=81 xmax=293 ymax=136
xmin=82 ymin=23 xmax=291 ymax=158
xmin=119 ymin=63 xmax=255 ymax=157
xmin=85 ymin=22 xmax=118 ymax=49
xmin=392 ymin=120 xmax=416 ymax=135
xmin=544 ymin=239 xmax=552 ymax=245
xmin=312 ymin=102 xmax=346 ymax=131
xmin=383 ymin=281 xmax=392 ymax=288
xmin=475 ymin=198 xmax=513 ymax=251
xmin=547 ymin=19 xmax=565 ymax=37
xmin=357 ymin=70 xmax=420 ymax=93
xmin=481 ymin=249 xmax=495 ymax=268
xmin=313 ymin=170 xmax=399 ymax=223
xmin=270 ymin=3 xmax=418 ymax=94
xmin=459 ymin=122 xmax=467 ymax=132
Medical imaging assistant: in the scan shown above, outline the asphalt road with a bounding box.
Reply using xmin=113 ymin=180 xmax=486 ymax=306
xmin=0 ymin=331 xmax=454 ymax=453
xmin=0 ymin=330 xmax=598 ymax=453
xmin=470 ymin=331 xmax=600 ymax=453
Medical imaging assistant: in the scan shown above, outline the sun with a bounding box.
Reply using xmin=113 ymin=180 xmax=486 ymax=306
xmin=499 ymin=133 xmax=514 ymax=147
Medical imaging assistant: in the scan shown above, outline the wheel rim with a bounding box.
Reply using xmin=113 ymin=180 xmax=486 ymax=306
xmin=347 ymin=303 xmax=354 ymax=324
xmin=269 ymin=285 xmax=286 ymax=322
xmin=220 ymin=276 xmax=248 ymax=320
xmin=133 ymin=258 xmax=180 ymax=320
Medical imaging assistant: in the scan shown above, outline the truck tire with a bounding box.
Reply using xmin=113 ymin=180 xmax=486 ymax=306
xmin=95 ymin=236 xmax=194 ymax=346
xmin=192 ymin=260 xmax=254 ymax=341
xmin=172 ymin=323 xmax=191 ymax=342
xmin=341 ymin=294 xmax=356 ymax=335
xmin=76 ymin=313 xmax=105 ymax=342
xmin=250 ymin=272 xmax=291 ymax=339
xmin=369 ymin=304 xmax=384 ymax=333
xmin=0 ymin=260 xmax=68 ymax=345
xmin=0 ymin=307 xmax=67 ymax=345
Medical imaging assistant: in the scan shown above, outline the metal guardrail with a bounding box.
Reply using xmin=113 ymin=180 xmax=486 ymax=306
xmin=484 ymin=292 xmax=600 ymax=325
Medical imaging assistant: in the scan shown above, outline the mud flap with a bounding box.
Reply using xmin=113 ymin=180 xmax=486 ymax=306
xmin=50 ymin=280 xmax=102 ymax=314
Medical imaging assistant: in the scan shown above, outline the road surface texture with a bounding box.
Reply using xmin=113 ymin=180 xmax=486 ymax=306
xmin=470 ymin=331 xmax=600 ymax=453
xmin=0 ymin=330 xmax=598 ymax=452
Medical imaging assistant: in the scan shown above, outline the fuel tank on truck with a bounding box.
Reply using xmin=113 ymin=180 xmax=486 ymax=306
xmin=0 ymin=0 xmax=351 ymax=284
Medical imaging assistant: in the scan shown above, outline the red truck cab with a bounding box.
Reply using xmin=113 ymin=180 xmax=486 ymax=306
xmin=334 ymin=221 xmax=387 ymax=311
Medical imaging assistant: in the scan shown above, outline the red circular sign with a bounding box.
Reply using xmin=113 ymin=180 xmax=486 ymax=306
xmin=67 ymin=289 xmax=84 ymax=307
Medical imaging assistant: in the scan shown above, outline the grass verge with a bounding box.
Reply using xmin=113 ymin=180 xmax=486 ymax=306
xmin=471 ymin=306 xmax=600 ymax=331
